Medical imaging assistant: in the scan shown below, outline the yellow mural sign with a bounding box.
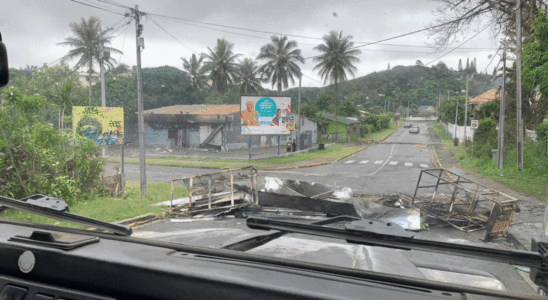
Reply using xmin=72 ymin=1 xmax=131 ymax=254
xmin=73 ymin=106 xmax=124 ymax=145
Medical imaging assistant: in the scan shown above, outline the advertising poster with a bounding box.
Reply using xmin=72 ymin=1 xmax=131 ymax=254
xmin=73 ymin=106 xmax=124 ymax=145
xmin=240 ymin=96 xmax=292 ymax=135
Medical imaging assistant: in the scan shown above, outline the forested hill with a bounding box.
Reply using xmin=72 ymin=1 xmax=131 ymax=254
xmin=283 ymin=63 xmax=501 ymax=109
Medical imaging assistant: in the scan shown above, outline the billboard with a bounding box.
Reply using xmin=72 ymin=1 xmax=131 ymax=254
xmin=240 ymin=96 xmax=293 ymax=135
xmin=73 ymin=106 xmax=124 ymax=145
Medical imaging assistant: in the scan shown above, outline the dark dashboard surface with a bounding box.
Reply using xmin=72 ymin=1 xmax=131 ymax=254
xmin=0 ymin=221 xmax=528 ymax=300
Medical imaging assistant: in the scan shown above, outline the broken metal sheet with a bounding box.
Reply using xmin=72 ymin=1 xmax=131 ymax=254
xmin=258 ymin=191 xmax=360 ymax=217
xmin=263 ymin=177 xmax=347 ymax=200
xmin=351 ymin=199 xmax=421 ymax=231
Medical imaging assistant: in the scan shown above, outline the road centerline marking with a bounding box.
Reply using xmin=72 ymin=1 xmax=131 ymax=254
xmin=359 ymin=160 xmax=369 ymax=164
xmin=389 ymin=161 xmax=398 ymax=165
xmin=345 ymin=160 xmax=355 ymax=164
xmin=405 ymin=162 xmax=413 ymax=167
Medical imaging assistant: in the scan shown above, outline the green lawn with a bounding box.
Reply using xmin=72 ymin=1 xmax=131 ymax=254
xmin=0 ymin=182 xmax=189 ymax=227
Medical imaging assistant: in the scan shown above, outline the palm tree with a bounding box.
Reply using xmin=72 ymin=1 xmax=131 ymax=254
xmin=202 ymin=39 xmax=241 ymax=94
xmin=313 ymin=30 xmax=361 ymax=139
xmin=58 ymin=17 xmax=122 ymax=104
xmin=236 ymin=58 xmax=263 ymax=95
xmin=181 ymin=54 xmax=208 ymax=89
xmin=52 ymin=78 xmax=78 ymax=131
xmin=256 ymin=36 xmax=304 ymax=95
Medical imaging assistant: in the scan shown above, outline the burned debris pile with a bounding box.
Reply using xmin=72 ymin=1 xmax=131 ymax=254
xmin=156 ymin=167 xmax=421 ymax=231
xmin=410 ymin=169 xmax=519 ymax=241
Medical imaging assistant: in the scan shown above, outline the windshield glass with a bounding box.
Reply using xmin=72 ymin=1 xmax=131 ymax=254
xmin=1 ymin=0 xmax=546 ymax=297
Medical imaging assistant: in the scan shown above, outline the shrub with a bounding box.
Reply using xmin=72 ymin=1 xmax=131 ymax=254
xmin=536 ymin=123 xmax=548 ymax=156
xmin=0 ymin=87 xmax=105 ymax=202
xmin=470 ymin=118 xmax=498 ymax=159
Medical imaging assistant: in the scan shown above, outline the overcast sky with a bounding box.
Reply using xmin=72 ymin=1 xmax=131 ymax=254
xmin=1 ymin=0 xmax=501 ymax=88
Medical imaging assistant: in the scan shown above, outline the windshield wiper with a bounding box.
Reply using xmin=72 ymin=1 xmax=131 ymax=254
xmin=0 ymin=195 xmax=132 ymax=236
xmin=246 ymin=216 xmax=542 ymax=268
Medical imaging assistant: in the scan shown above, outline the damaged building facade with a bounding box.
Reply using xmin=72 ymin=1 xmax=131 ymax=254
xmin=137 ymin=104 xmax=318 ymax=151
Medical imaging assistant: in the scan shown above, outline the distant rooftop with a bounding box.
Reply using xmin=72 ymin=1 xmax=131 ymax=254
xmin=321 ymin=113 xmax=359 ymax=124
xmin=469 ymin=89 xmax=499 ymax=103
xmin=143 ymin=105 xmax=240 ymax=116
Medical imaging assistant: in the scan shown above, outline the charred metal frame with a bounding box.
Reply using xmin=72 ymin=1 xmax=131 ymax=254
xmin=411 ymin=169 xmax=518 ymax=241
xmin=169 ymin=166 xmax=258 ymax=214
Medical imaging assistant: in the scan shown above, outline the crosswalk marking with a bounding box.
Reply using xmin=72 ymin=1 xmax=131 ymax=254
xmin=389 ymin=161 xmax=398 ymax=165
xmin=359 ymin=160 xmax=369 ymax=164
xmin=420 ymin=164 xmax=429 ymax=168
xmin=374 ymin=160 xmax=384 ymax=164
xmin=345 ymin=160 xmax=355 ymax=164
xmin=404 ymin=162 xmax=413 ymax=167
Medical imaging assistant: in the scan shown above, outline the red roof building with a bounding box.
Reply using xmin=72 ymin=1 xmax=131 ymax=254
xmin=468 ymin=89 xmax=500 ymax=104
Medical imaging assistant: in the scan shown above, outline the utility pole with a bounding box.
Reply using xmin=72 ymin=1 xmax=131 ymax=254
xmin=133 ymin=5 xmax=147 ymax=198
xmin=100 ymin=42 xmax=108 ymax=158
xmin=516 ymin=0 xmax=524 ymax=170
xmin=454 ymin=96 xmax=459 ymax=142
xmin=464 ymin=74 xmax=474 ymax=143
xmin=407 ymin=99 xmax=409 ymax=120
xmin=437 ymin=92 xmax=441 ymax=122
xmin=498 ymin=44 xmax=507 ymax=170
xmin=297 ymin=74 xmax=301 ymax=151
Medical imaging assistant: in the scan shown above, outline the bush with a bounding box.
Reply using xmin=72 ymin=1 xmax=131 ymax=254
xmin=0 ymin=87 xmax=106 ymax=203
xmin=470 ymin=118 xmax=498 ymax=159
xmin=536 ymin=123 xmax=548 ymax=156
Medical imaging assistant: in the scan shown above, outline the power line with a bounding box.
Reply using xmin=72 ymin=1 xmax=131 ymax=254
xmin=118 ymin=24 xmax=129 ymax=63
xmin=149 ymin=17 xmax=199 ymax=55
xmin=82 ymin=0 xmax=500 ymax=54
xmin=301 ymin=73 xmax=323 ymax=84
xmin=424 ymin=22 xmax=493 ymax=66
xmin=68 ymin=0 xmax=125 ymax=15
xmin=94 ymin=0 xmax=131 ymax=10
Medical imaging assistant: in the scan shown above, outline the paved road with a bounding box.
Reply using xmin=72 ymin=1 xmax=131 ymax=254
xmin=120 ymin=123 xmax=535 ymax=295
xmin=111 ymin=124 xmax=433 ymax=196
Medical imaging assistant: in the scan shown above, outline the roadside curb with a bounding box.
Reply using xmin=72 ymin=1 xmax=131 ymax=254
xmin=115 ymin=213 xmax=157 ymax=226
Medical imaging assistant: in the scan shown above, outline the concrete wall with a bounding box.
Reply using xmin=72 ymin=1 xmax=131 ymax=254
xmin=406 ymin=116 xmax=437 ymax=121
xmin=444 ymin=123 xmax=475 ymax=143
xmin=144 ymin=126 xmax=170 ymax=148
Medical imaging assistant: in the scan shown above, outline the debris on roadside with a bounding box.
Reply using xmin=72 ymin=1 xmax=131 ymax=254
xmin=259 ymin=177 xmax=359 ymax=217
xmin=159 ymin=168 xmax=419 ymax=232
xmin=410 ymin=169 xmax=519 ymax=242
xmin=163 ymin=166 xmax=258 ymax=219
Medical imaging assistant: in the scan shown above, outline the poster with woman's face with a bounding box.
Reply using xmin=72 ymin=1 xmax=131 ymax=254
xmin=240 ymin=96 xmax=291 ymax=135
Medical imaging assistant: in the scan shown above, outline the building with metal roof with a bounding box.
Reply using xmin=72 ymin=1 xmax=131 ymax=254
xmin=132 ymin=104 xmax=317 ymax=151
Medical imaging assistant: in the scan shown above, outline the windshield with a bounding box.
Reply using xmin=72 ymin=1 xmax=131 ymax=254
xmin=1 ymin=0 xmax=546 ymax=298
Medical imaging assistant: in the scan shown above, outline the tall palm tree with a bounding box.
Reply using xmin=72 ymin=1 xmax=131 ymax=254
xmin=202 ymin=39 xmax=241 ymax=94
xmin=58 ymin=16 xmax=122 ymax=104
xmin=181 ymin=54 xmax=208 ymax=89
xmin=256 ymin=36 xmax=304 ymax=95
xmin=236 ymin=58 xmax=263 ymax=95
xmin=313 ymin=30 xmax=361 ymax=139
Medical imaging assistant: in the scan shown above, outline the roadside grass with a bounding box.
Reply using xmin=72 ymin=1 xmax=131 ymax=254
xmin=434 ymin=122 xmax=548 ymax=201
xmin=105 ymin=123 xmax=396 ymax=169
xmin=369 ymin=122 xmax=398 ymax=141
xmin=0 ymin=182 xmax=188 ymax=227
xmin=432 ymin=122 xmax=467 ymax=151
